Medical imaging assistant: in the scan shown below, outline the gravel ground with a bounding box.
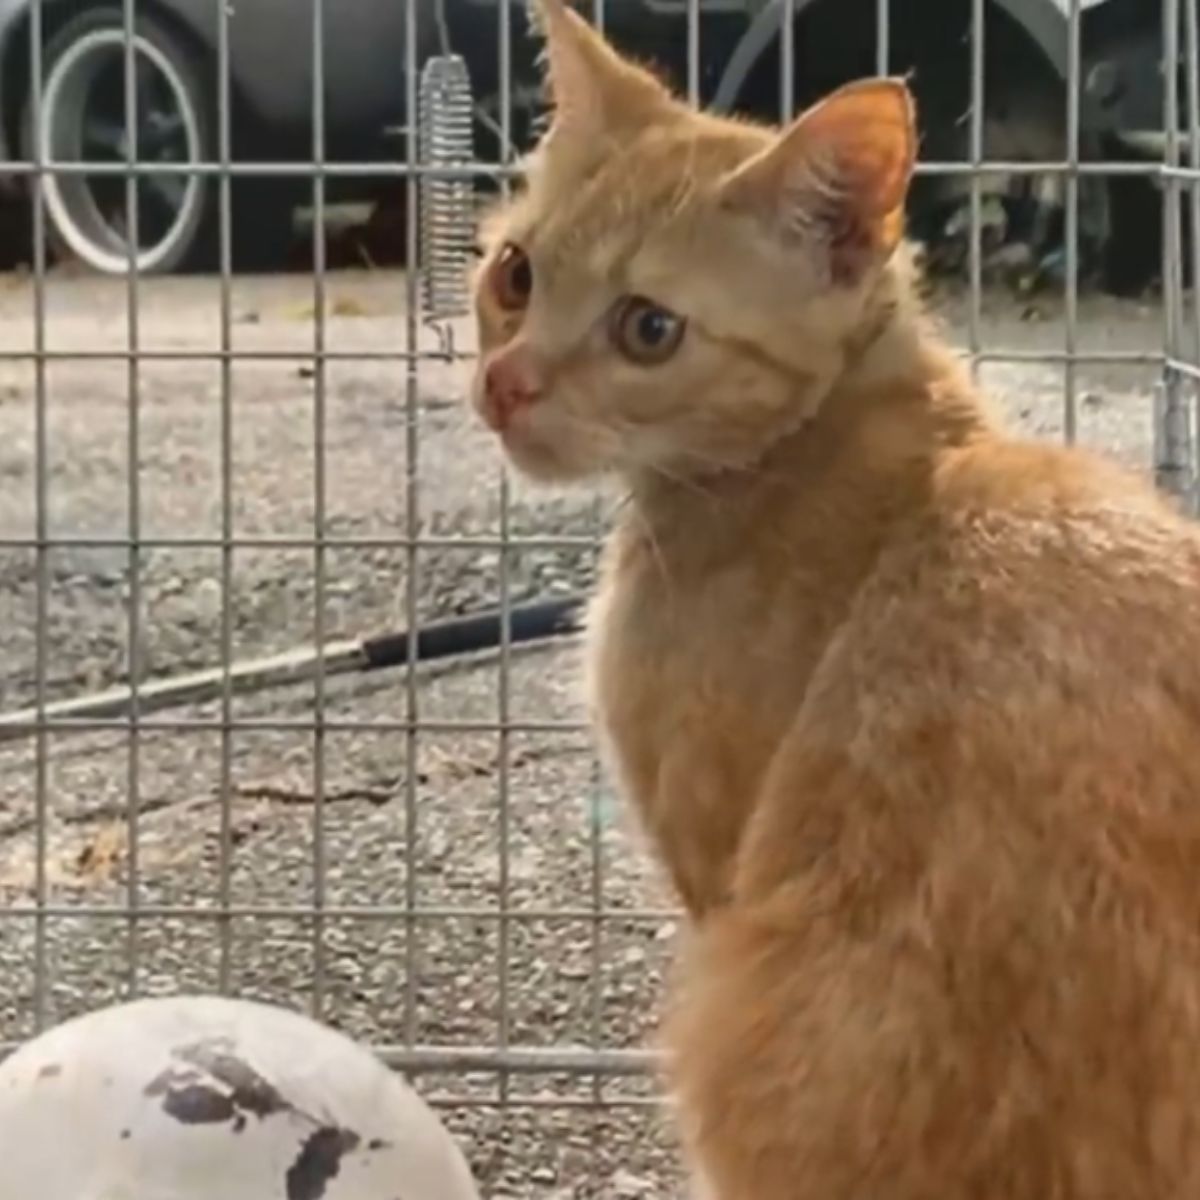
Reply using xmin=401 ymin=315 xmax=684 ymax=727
xmin=0 ymin=266 xmax=1184 ymax=1197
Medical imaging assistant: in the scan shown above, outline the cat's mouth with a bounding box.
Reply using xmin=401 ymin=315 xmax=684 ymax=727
xmin=496 ymin=415 xmax=582 ymax=482
xmin=485 ymin=399 xmax=605 ymax=483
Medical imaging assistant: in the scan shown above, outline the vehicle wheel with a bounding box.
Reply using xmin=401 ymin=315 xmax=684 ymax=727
xmin=22 ymin=7 xmax=212 ymax=275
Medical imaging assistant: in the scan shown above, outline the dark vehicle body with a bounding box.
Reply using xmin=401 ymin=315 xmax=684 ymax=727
xmin=0 ymin=0 xmax=1177 ymax=280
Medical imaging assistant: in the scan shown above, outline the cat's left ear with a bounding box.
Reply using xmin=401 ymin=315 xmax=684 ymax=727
xmin=718 ymin=78 xmax=917 ymax=284
xmin=527 ymin=0 xmax=674 ymax=141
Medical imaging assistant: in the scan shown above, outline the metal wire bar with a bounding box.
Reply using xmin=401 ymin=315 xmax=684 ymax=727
xmin=587 ymin=0 xmax=613 ymax=1122
xmin=967 ymin=0 xmax=984 ymax=381
xmin=1063 ymin=0 xmax=1082 ymax=444
xmin=0 ymin=157 xmax=1172 ymax=178
xmin=1159 ymin=0 xmax=1194 ymax=502
xmin=0 ymin=348 xmax=1164 ymax=368
xmin=0 ymin=904 xmax=667 ymax=921
xmin=496 ymin=0 xmax=515 ymax=1106
xmin=121 ymin=0 xmax=143 ymax=997
xmin=403 ymin=0 xmax=423 ymax=1054
xmin=28 ymin=0 xmax=48 ymax=1038
xmin=0 ymin=535 xmax=604 ymax=550
xmin=0 ymin=717 xmax=589 ymax=735
xmin=779 ymin=0 xmax=794 ymax=122
xmin=0 ymin=346 xmax=1164 ymax=366
xmin=310 ymin=0 xmax=331 ymax=1020
xmin=421 ymin=1096 xmax=662 ymax=1112
xmin=686 ymin=0 xmax=700 ymax=105
xmin=0 ymin=1037 xmax=658 ymax=1076
xmin=1185 ymin=0 xmax=1200 ymax=491
xmin=216 ymin=0 xmax=235 ymax=1000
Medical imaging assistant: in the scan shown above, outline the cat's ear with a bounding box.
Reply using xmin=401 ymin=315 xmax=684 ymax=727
xmin=527 ymin=0 xmax=673 ymax=140
xmin=718 ymin=78 xmax=916 ymax=284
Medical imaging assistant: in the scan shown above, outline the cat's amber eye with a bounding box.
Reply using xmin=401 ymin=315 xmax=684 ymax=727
xmin=610 ymin=296 xmax=686 ymax=366
xmin=491 ymin=243 xmax=533 ymax=311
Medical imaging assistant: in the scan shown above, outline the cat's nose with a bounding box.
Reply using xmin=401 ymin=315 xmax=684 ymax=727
xmin=482 ymin=345 xmax=543 ymax=432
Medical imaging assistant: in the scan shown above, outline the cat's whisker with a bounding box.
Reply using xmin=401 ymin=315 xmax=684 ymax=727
xmin=632 ymin=501 xmax=675 ymax=593
xmin=641 ymin=458 xmax=729 ymax=505
xmin=646 ymin=443 xmax=800 ymax=495
xmin=562 ymin=409 xmax=743 ymax=503
xmin=544 ymin=405 xmax=816 ymax=511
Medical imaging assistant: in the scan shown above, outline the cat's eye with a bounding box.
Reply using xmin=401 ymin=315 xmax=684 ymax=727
xmin=491 ymin=243 xmax=533 ymax=311
xmin=610 ymin=296 xmax=686 ymax=366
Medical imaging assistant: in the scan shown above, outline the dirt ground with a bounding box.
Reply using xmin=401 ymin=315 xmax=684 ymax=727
xmin=0 ymin=266 xmax=1182 ymax=1197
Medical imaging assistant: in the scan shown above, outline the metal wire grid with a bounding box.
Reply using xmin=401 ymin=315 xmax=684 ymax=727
xmin=1162 ymin=0 xmax=1200 ymax=503
xmin=0 ymin=0 xmax=1196 ymax=1157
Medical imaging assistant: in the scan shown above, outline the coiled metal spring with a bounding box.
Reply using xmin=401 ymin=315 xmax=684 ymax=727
xmin=418 ymin=54 xmax=476 ymax=325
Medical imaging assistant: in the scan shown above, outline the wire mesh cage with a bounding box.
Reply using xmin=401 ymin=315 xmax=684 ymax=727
xmin=0 ymin=0 xmax=1196 ymax=1194
xmin=1161 ymin=0 xmax=1200 ymax=507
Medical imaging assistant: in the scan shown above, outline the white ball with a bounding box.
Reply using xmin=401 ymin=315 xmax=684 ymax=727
xmin=0 ymin=994 xmax=481 ymax=1200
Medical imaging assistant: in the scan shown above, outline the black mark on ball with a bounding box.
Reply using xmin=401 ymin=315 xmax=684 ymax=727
xmin=285 ymin=1126 xmax=361 ymax=1200
xmin=177 ymin=1041 xmax=289 ymax=1119
xmin=36 ymin=1063 xmax=61 ymax=1081
xmin=144 ymin=1067 xmax=204 ymax=1098
xmin=147 ymin=1040 xmax=294 ymax=1131
xmin=161 ymin=1083 xmax=238 ymax=1124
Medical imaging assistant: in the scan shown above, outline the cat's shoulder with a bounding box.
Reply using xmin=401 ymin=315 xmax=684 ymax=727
xmin=819 ymin=433 xmax=1200 ymax=713
xmin=916 ymin=434 xmax=1200 ymax=577
xmin=932 ymin=435 xmax=1177 ymax=526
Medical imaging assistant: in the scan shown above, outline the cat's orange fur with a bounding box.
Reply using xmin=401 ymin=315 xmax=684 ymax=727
xmin=470 ymin=3 xmax=1200 ymax=1193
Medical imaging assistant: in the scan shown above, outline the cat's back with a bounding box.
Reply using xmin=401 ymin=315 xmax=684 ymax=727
xmin=693 ymin=437 xmax=1200 ymax=1196
xmin=844 ymin=434 xmax=1200 ymax=706
xmin=771 ymin=430 xmax=1200 ymax=1012
xmin=804 ymin=433 xmax=1200 ymax=793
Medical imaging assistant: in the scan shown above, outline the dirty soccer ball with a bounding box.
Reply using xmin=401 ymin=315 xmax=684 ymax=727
xmin=0 ymin=993 xmax=481 ymax=1200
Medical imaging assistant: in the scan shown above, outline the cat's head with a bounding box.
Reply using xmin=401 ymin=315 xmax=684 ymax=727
xmin=469 ymin=0 xmax=917 ymax=484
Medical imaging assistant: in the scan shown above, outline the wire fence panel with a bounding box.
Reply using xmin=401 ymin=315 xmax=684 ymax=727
xmin=1161 ymin=0 xmax=1200 ymax=507
xmin=0 ymin=0 xmax=1194 ymax=1194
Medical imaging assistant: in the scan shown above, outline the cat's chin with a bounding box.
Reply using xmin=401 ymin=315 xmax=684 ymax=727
xmin=497 ymin=424 xmax=608 ymax=485
xmin=499 ymin=434 xmax=597 ymax=484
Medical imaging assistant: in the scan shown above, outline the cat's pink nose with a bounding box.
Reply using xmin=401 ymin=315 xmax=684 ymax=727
xmin=482 ymin=345 xmax=543 ymax=432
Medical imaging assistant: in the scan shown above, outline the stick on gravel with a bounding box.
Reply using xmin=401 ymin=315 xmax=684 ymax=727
xmin=0 ymin=594 xmax=584 ymax=745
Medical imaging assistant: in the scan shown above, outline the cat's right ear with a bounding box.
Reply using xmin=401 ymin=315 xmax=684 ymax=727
xmin=526 ymin=0 xmax=674 ymax=142
xmin=717 ymin=77 xmax=917 ymax=285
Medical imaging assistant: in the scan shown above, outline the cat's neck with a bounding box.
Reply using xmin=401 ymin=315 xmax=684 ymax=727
xmin=623 ymin=308 xmax=996 ymax=565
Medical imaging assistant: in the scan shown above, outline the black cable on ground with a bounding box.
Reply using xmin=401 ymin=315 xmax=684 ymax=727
xmin=361 ymin=593 xmax=583 ymax=668
xmin=0 ymin=593 xmax=587 ymax=745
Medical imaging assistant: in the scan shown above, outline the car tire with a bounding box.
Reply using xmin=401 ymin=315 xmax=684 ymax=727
xmin=21 ymin=8 xmax=214 ymax=274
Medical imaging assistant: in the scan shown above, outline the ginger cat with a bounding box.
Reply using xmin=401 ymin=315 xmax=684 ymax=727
xmin=469 ymin=2 xmax=1200 ymax=1194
